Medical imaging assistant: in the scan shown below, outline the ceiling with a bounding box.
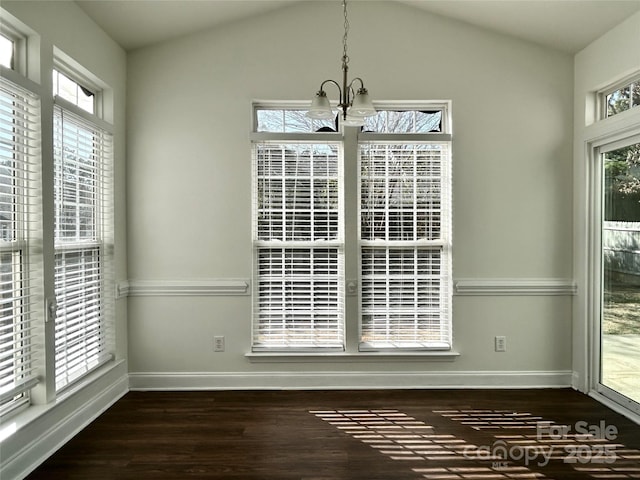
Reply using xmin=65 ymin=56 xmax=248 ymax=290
xmin=75 ymin=0 xmax=640 ymax=53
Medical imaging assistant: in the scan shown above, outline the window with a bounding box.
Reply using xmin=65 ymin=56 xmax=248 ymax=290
xmin=363 ymin=110 xmax=442 ymax=133
xmin=600 ymin=138 xmax=640 ymax=406
xmin=253 ymin=142 xmax=344 ymax=350
xmin=53 ymin=69 xmax=95 ymax=115
xmin=53 ymin=72 xmax=113 ymax=391
xmin=604 ymin=77 xmax=640 ymax=118
xmin=256 ymin=106 xmax=339 ymax=133
xmin=252 ymin=104 xmax=451 ymax=352
xmin=0 ymin=18 xmax=118 ymax=420
xmin=0 ymin=19 xmax=28 ymax=76
xmin=359 ymin=142 xmax=451 ymax=349
xmin=0 ymin=77 xmax=41 ymax=414
xmin=0 ymin=34 xmax=13 ymax=69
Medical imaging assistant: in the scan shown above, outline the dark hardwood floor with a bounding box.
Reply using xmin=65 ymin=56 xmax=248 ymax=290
xmin=26 ymin=389 xmax=640 ymax=479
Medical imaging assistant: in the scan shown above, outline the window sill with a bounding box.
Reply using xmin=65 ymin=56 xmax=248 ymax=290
xmin=245 ymin=350 xmax=460 ymax=363
xmin=0 ymin=359 xmax=126 ymax=443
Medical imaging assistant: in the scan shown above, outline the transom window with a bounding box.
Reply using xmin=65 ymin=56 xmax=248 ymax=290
xmin=254 ymin=105 xmax=446 ymax=134
xmin=604 ymin=77 xmax=640 ymax=118
xmin=0 ymin=34 xmax=13 ymax=69
xmin=53 ymin=69 xmax=95 ymax=114
xmin=363 ymin=110 xmax=442 ymax=133
xmin=256 ymin=108 xmax=338 ymax=133
xmin=252 ymin=103 xmax=452 ymax=352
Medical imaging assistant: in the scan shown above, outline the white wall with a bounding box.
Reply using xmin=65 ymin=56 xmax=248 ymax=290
xmin=126 ymin=1 xmax=575 ymax=389
xmin=573 ymin=11 xmax=640 ymax=393
xmin=0 ymin=2 xmax=128 ymax=478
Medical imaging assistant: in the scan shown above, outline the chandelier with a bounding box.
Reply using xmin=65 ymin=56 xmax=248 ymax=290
xmin=306 ymin=0 xmax=376 ymax=127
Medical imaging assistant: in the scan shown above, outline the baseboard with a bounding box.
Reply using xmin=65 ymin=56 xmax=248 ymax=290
xmin=571 ymin=371 xmax=585 ymax=392
xmin=129 ymin=370 xmax=573 ymax=391
xmin=1 ymin=362 xmax=129 ymax=480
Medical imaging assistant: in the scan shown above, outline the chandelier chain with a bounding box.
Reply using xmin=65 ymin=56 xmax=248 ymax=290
xmin=342 ymin=0 xmax=350 ymax=65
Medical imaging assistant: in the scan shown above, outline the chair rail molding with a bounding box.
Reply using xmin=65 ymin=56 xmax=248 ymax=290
xmin=118 ymin=278 xmax=576 ymax=297
xmin=118 ymin=279 xmax=250 ymax=297
xmin=454 ymin=278 xmax=577 ymax=296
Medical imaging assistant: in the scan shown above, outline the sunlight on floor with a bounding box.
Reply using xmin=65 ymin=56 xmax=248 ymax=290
xmin=311 ymin=408 xmax=640 ymax=479
xmin=310 ymin=409 xmax=550 ymax=479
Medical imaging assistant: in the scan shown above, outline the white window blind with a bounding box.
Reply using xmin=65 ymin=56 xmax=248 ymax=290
xmin=359 ymin=142 xmax=451 ymax=349
xmin=53 ymin=104 xmax=113 ymax=391
xmin=0 ymin=77 xmax=41 ymax=413
xmin=253 ymin=142 xmax=344 ymax=350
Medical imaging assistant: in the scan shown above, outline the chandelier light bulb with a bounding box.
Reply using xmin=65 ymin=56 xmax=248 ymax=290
xmin=306 ymin=91 xmax=334 ymax=119
xmin=351 ymin=88 xmax=376 ymax=117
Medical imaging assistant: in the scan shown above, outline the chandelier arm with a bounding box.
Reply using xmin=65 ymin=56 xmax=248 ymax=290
xmin=348 ymin=77 xmax=366 ymax=91
xmin=346 ymin=77 xmax=365 ymax=111
xmin=318 ymin=78 xmax=349 ymax=120
xmin=319 ymin=79 xmax=343 ymax=98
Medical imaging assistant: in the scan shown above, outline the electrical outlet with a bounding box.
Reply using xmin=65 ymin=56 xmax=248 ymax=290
xmin=495 ymin=336 xmax=507 ymax=352
xmin=214 ymin=336 xmax=225 ymax=352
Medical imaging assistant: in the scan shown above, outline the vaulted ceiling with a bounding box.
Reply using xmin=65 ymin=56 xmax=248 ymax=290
xmin=75 ymin=0 xmax=640 ymax=53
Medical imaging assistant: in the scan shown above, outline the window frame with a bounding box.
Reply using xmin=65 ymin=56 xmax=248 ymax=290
xmin=253 ymin=101 xmax=450 ymax=134
xmin=0 ymin=6 xmax=38 ymax=80
xmin=250 ymin=101 xmax=453 ymax=355
xmin=52 ymin=68 xmax=97 ymax=116
xmin=0 ymin=14 xmax=121 ymax=424
xmin=0 ymin=76 xmax=42 ymax=416
xmin=0 ymin=22 xmax=26 ymax=74
xmin=51 ymin=64 xmax=114 ymax=392
xmin=361 ymin=102 xmax=450 ymax=134
xmin=53 ymin=49 xmax=106 ymax=119
xmin=357 ymin=137 xmax=452 ymax=351
xmin=587 ymin=131 xmax=640 ymax=418
xmin=600 ymin=74 xmax=640 ymax=120
xmin=251 ymin=138 xmax=346 ymax=352
xmin=0 ymin=33 xmax=15 ymax=69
